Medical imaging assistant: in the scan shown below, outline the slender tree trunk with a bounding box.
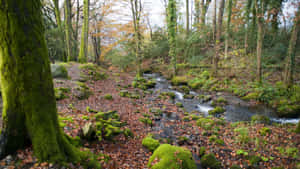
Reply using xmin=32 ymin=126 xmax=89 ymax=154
xmin=186 ymin=0 xmax=190 ymax=36
xmin=79 ymin=0 xmax=90 ymax=63
xmin=0 ymin=1 xmax=99 ymax=167
xmin=53 ymin=0 xmax=62 ymax=29
xmin=74 ymin=0 xmax=80 ymax=61
xmin=167 ymin=0 xmax=177 ymax=76
xmin=65 ymin=0 xmax=73 ymax=61
xmin=255 ymin=0 xmax=264 ymax=83
xmin=284 ymin=6 xmax=300 ymax=86
xmin=296 ymin=121 xmax=300 ymax=133
xmin=225 ymin=0 xmax=232 ymax=59
xmin=244 ymin=0 xmax=252 ymax=53
xmin=194 ymin=0 xmax=200 ymax=30
xmin=213 ymin=0 xmax=225 ymax=76
xmin=212 ymin=0 xmax=217 ymax=41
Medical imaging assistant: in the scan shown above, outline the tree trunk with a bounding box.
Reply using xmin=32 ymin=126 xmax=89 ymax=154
xmin=255 ymin=0 xmax=264 ymax=83
xmin=284 ymin=6 xmax=300 ymax=86
xmin=65 ymin=0 xmax=73 ymax=62
xmin=186 ymin=0 xmax=190 ymax=35
xmin=53 ymin=0 xmax=62 ymax=29
xmin=167 ymin=0 xmax=177 ymax=76
xmin=213 ymin=0 xmax=225 ymax=76
xmin=212 ymin=0 xmax=217 ymax=41
xmin=244 ymin=0 xmax=252 ymax=53
xmin=194 ymin=0 xmax=200 ymax=30
xmin=74 ymin=0 xmax=80 ymax=61
xmin=225 ymin=0 xmax=232 ymax=59
xmin=296 ymin=121 xmax=300 ymax=134
xmin=200 ymin=0 xmax=211 ymax=28
xmin=79 ymin=0 xmax=90 ymax=63
xmin=0 ymin=1 xmax=99 ymax=167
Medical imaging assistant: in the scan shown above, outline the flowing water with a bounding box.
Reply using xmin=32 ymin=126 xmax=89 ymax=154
xmin=144 ymin=73 xmax=299 ymax=168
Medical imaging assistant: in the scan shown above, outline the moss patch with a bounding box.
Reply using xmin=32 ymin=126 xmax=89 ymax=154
xmin=148 ymin=144 xmax=197 ymax=169
xmin=142 ymin=135 xmax=160 ymax=152
xmin=200 ymin=154 xmax=221 ymax=169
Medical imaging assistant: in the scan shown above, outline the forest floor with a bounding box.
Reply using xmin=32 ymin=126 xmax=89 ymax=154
xmin=0 ymin=62 xmax=299 ymax=169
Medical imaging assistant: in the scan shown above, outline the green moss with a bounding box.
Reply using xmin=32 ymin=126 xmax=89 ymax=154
xmin=251 ymin=115 xmax=270 ymax=124
xmin=198 ymin=147 xmax=206 ymax=157
xmin=161 ymin=92 xmax=176 ymax=99
xmin=296 ymin=121 xmax=300 ymax=133
xmin=234 ymin=127 xmax=250 ymax=144
xmin=104 ymin=94 xmax=113 ymax=100
xmin=55 ymin=87 xmax=69 ymax=100
xmin=259 ymin=127 xmax=271 ymax=136
xmin=51 ymin=64 xmax=68 ymax=78
xmin=208 ymin=106 xmax=225 ymax=115
xmin=171 ymin=76 xmax=188 ymax=86
xmin=188 ymin=78 xmax=204 ymax=89
xmin=249 ymin=155 xmax=261 ymax=165
xmin=150 ymin=109 xmax=163 ymax=116
xmin=216 ymin=97 xmax=228 ymax=104
xmin=184 ymin=94 xmax=194 ymax=99
xmin=230 ymin=164 xmax=242 ymax=169
xmin=142 ymin=135 xmax=160 ymax=152
xmin=139 ymin=117 xmax=153 ymax=126
xmin=86 ymin=106 xmax=98 ymax=113
xmin=95 ymin=111 xmax=119 ymax=121
xmin=236 ymin=149 xmax=248 ymax=156
xmin=120 ymin=90 xmax=130 ymax=97
xmin=176 ymin=102 xmax=184 ymax=107
xmin=183 ymin=116 xmax=191 ymax=122
xmin=197 ymin=118 xmax=214 ymax=130
xmin=148 ymin=144 xmax=197 ymax=169
xmin=200 ymin=154 xmax=221 ymax=169
xmin=180 ymin=86 xmax=190 ymax=94
xmin=74 ymin=82 xmax=92 ymax=100
xmin=123 ymin=128 xmax=134 ymax=138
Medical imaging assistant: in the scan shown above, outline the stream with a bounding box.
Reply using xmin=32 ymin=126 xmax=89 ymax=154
xmin=143 ymin=73 xmax=299 ymax=168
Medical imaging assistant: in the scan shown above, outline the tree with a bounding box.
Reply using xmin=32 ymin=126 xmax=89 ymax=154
xmin=167 ymin=0 xmax=177 ymax=76
xmin=244 ymin=0 xmax=253 ymax=53
xmin=284 ymin=4 xmax=300 ymax=86
xmin=0 ymin=0 xmax=99 ymax=167
xmin=194 ymin=0 xmax=200 ymax=30
xmin=200 ymin=0 xmax=211 ymax=28
xmin=79 ymin=0 xmax=90 ymax=63
xmin=130 ymin=0 xmax=143 ymax=76
xmin=213 ymin=0 xmax=225 ymax=76
xmin=186 ymin=0 xmax=190 ymax=35
xmin=65 ymin=0 xmax=74 ymax=61
xmin=53 ymin=0 xmax=62 ymax=29
xmin=225 ymin=0 xmax=233 ymax=58
xmin=212 ymin=0 xmax=217 ymax=40
xmin=255 ymin=0 xmax=266 ymax=83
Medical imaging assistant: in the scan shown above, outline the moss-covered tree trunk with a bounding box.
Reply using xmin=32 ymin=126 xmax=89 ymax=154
xmin=284 ymin=6 xmax=300 ymax=87
xmin=296 ymin=121 xmax=300 ymax=134
xmin=0 ymin=1 xmax=99 ymax=167
xmin=167 ymin=0 xmax=177 ymax=76
xmin=53 ymin=0 xmax=62 ymax=29
xmin=194 ymin=0 xmax=200 ymax=30
xmin=213 ymin=0 xmax=225 ymax=76
xmin=79 ymin=0 xmax=90 ymax=63
xmin=244 ymin=0 xmax=252 ymax=54
xmin=65 ymin=0 xmax=74 ymax=62
xmin=200 ymin=0 xmax=211 ymax=28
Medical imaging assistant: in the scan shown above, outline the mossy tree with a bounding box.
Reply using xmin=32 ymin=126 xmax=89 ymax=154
xmin=65 ymin=0 xmax=74 ymax=61
xmin=53 ymin=0 xmax=62 ymax=30
xmin=244 ymin=0 xmax=253 ymax=53
xmin=79 ymin=0 xmax=90 ymax=63
xmin=194 ymin=0 xmax=200 ymax=30
xmin=186 ymin=0 xmax=189 ymax=36
xmin=0 ymin=1 xmax=99 ymax=167
xmin=284 ymin=5 xmax=300 ymax=87
xmin=200 ymin=0 xmax=212 ymax=28
xmin=167 ymin=0 xmax=178 ymax=76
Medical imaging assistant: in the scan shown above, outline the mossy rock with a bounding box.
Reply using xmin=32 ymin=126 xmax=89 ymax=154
xmin=139 ymin=117 xmax=152 ymax=126
xmin=259 ymin=127 xmax=271 ymax=136
xmin=54 ymin=87 xmax=70 ymax=100
xmin=104 ymin=94 xmax=113 ymax=100
xmin=200 ymin=154 xmax=221 ymax=169
xmin=208 ymin=106 xmax=225 ymax=115
xmin=188 ymin=78 xmax=204 ymax=89
xmin=184 ymin=94 xmax=194 ymax=99
xmin=176 ymin=102 xmax=184 ymax=108
xmin=251 ymin=115 xmax=270 ymax=124
xmin=74 ymin=82 xmax=92 ymax=100
xmin=216 ymin=97 xmax=228 ymax=104
xmin=161 ymin=92 xmax=176 ymax=99
xmin=51 ymin=64 xmax=68 ymax=79
xmin=142 ymin=135 xmax=160 ymax=152
xmin=197 ymin=118 xmax=214 ymax=130
xmin=148 ymin=144 xmax=197 ymax=169
xmin=180 ymin=86 xmax=190 ymax=94
xmin=171 ymin=76 xmax=188 ymax=86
